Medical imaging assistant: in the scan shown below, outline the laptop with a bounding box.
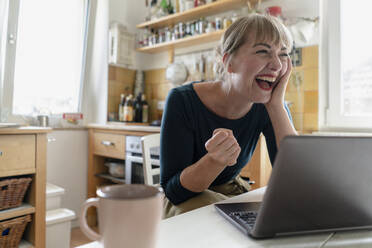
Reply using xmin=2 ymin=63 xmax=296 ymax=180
xmin=215 ymin=135 xmax=372 ymax=239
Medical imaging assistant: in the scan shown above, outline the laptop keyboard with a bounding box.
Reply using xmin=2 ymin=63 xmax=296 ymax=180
xmin=230 ymin=211 xmax=258 ymax=229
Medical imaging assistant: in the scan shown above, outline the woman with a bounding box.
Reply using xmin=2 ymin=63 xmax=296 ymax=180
xmin=160 ymin=13 xmax=297 ymax=218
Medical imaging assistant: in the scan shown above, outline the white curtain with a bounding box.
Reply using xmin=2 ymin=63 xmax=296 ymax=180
xmin=81 ymin=0 xmax=108 ymax=125
xmin=0 ymin=0 xmax=8 ymax=122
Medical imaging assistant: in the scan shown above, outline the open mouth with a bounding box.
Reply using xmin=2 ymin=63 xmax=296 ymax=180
xmin=255 ymin=76 xmax=277 ymax=91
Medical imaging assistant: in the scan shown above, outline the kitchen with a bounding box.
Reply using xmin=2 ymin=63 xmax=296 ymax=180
xmin=1 ymin=0 xmax=372 ymax=247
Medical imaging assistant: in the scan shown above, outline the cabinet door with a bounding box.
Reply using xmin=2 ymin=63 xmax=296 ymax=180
xmin=0 ymin=134 xmax=36 ymax=176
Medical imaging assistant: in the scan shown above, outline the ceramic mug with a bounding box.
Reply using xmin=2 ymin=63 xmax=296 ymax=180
xmin=80 ymin=184 xmax=163 ymax=248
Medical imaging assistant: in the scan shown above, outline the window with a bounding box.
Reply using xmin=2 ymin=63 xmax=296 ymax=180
xmin=325 ymin=0 xmax=372 ymax=128
xmin=1 ymin=0 xmax=89 ymax=119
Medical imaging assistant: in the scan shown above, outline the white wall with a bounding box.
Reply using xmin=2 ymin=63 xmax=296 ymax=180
xmin=108 ymin=0 xmax=163 ymax=70
xmin=47 ymin=130 xmax=88 ymax=227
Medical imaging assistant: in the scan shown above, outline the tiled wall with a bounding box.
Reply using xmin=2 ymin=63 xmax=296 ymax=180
xmin=285 ymin=46 xmax=319 ymax=133
xmin=107 ymin=65 xmax=136 ymax=120
xmin=144 ymin=69 xmax=172 ymax=121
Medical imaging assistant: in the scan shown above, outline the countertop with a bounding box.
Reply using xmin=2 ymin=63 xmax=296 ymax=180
xmin=87 ymin=123 xmax=161 ymax=132
xmin=78 ymin=187 xmax=372 ymax=248
xmin=0 ymin=126 xmax=52 ymax=134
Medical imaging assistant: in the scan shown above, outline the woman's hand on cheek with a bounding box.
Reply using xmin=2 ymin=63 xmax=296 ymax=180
xmin=265 ymin=56 xmax=292 ymax=109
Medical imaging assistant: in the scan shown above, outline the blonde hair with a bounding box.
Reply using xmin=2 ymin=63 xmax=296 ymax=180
xmin=215 ymin=13 xmax=293 ymax=80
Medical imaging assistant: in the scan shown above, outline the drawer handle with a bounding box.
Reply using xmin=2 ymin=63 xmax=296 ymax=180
xmin=101 ymin=141 xmax=115 ymax=147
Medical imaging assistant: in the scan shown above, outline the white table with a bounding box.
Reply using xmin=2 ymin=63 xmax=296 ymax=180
xmin=78 ymin=187 xmax=372 ymax=248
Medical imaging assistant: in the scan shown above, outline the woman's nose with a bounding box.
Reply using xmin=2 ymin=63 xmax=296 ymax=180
xmin=269 ymin=55 xmax=282 ymax=72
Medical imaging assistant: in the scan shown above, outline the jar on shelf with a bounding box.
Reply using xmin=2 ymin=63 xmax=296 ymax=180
xmin=174 ymin=25 xmax=180 ymax=40
xmin=190 ymin=21 xmax=196 ymax=36
xmin=223 ymin=17 xmax=232 ymax=29
xmin=198 ymin=18 xmax=205 ymax=34
xmin=159 ymin=29 xmax=164 ymax=43
xmin=215 ymin=17 xmax=222 ymax=30
xmin=265 ymin=6 xmax=282 ymax=18
xmin=205 ymin=21 xmax=215 ymax=33
xmin=143 ymin=29 xmax=150 ymax=46
xmin=184 ymin=0 xmax=194 ymax=11
xmin=178 ymin=22 xmax=185 ymax=38
xmin=178 ymin=0 xmax=185 ymax=12
xmin=149 ymin=30 xmax=158 ymax=46
xmin=185 ymin=22 xmax=191 ymax=37
xmin=165 ymin=27 xmax=172 ymax=42
xmin=231 ymin=12 xmax=238 ymax=23
xmin=195 ymin=0 xmax=206 ymax=7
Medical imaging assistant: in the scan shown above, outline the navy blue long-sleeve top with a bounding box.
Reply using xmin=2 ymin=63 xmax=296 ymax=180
xmin=160 ymin=82 xmax=292 ymax=205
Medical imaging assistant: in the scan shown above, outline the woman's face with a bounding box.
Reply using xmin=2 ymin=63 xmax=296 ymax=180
xmin=228 ymin=38 xmax=290 ymax=103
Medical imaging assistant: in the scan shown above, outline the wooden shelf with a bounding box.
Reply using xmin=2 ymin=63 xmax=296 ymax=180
xmin=0 ymin=168 xmax=35 ymax=178
xmin=137 ymin=0 xmax=247 ymax=29
xmin=19 ymin=240 xmax=34 ymax=248
xmin=95 ymin=173 xmax=125 ymax=184
xmin=0 ymin=203 xmax=35 ymax=221
xmin=136 ymin=29 xmax=225 ymax=53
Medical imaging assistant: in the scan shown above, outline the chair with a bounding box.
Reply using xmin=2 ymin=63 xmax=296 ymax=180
xmin=141 ymin=133 xmax=161 ymax=186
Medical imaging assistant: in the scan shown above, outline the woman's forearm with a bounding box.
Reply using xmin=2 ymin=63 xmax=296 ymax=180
xmin=180 ymin=154 xmax=226 ymax=192
xmin=266 ymin=104 xmax=297 ymax=148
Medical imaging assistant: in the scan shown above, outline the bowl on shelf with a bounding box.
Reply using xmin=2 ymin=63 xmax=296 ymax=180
xmin=104 ymin=162 xmax=125 ymax=178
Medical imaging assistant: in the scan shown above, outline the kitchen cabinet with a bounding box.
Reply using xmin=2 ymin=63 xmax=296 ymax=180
xmin=0 ymin=127 xmax=51 ymax=248
xmin=136 ymin=0 xmax=259 ymax=54
xmin=87 ymin=124 xmax=160 ymax=226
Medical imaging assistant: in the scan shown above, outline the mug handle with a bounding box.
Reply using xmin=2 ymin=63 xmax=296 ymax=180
xmin=80 ymin=198 xmax=102 ymax=241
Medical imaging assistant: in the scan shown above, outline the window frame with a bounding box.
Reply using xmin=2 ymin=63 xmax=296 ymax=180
xmin=0 ymin=0 xmax=90 ymax=122
xmin=323 ymin=0 xmax=372 ymax=129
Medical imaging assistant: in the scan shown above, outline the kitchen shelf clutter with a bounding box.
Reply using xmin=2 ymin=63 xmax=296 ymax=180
xmin=137 ymin=29 xmax=225 ymax=53
xmin=0 ymin=128 xmax=50 ymax=248
xmin=136 ymin=0 xmax=257 ymax=53
xmin=137 ymin=0 xmax=247 ymax=29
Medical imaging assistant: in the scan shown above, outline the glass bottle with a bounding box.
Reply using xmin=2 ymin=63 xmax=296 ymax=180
xmin=142 ymin=94 xmax=149 ymax=123
xmin=134 ymin=93 xmax=143 ymax=122
xmin=123 ymin=94 xmax=134 ymax=122
xmin=118 ymin=94 xmax=126 ymax=122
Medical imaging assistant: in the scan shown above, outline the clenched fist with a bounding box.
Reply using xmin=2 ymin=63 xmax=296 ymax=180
xmin=205 ymin=128 xmax=241 ymax=167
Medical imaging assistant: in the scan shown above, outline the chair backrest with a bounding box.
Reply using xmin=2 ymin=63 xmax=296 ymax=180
xmin=141 ymin=133 xmax=161 ymax=186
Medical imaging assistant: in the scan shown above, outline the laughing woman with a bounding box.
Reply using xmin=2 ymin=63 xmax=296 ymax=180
xmin=160 ymin=13 xmax=297 ymax=218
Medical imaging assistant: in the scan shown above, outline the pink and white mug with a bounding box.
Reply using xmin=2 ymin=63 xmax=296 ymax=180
xmin=80 ymin=184 xmax=163 ymax=248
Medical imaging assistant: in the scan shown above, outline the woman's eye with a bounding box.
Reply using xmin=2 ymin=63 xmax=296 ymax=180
xmin=256 ymin=50 xmax=268 ymax=54
xmin=280 ymin=53 xmax=289 ymax=57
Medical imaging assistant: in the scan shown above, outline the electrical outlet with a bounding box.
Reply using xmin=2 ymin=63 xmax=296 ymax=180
xmin=157 ymin=101 xmax=165 ymax=110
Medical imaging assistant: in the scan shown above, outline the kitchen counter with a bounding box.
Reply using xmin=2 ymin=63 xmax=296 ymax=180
xmin=87 ymin=123 xmax=161 ymax=133
xmin=0 ymin=126 xmax=52 ymax=134
xmin=78 ymin=187 xmax=372 ymax=248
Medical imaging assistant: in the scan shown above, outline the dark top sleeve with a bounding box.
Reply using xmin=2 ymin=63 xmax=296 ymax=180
xmin=160 ymin=89 xmax=199 ymax=205
xmin=262 ymin=103 xmax=293 ymax=165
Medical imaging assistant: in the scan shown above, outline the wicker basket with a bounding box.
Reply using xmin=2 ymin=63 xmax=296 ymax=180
xmin=0 ymin=177 xmax=32 ymax=211
xmin=0 ymin=214 xmax=32 ymax=248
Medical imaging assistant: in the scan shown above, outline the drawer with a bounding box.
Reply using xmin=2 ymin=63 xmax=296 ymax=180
xmin=93 ymin=132 xmax=125 ymax=159
xmin=0 ymin=135 xmax=36 ymax=176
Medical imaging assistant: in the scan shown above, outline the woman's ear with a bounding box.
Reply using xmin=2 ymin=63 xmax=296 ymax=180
xmin=222 ymin=53 xmax=234 ymax=73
